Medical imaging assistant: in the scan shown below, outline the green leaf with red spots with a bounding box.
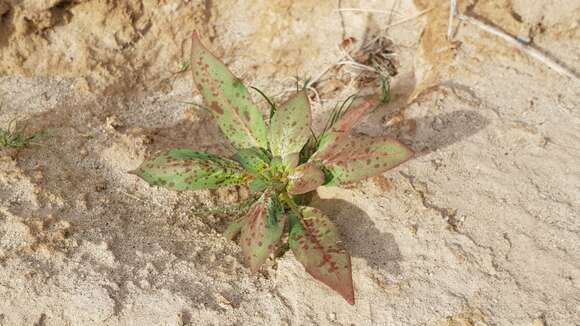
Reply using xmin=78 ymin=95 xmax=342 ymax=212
xmin=131 ymin=149 xmax=248 ymax=190
xmin=240 ymin=191 xmax=286 ymax=272
xmin=289 ymin=206 xmax=354 ymax=304
xmin=249 ymin=178 xmax=268 ymax=193
xmin=191 ymin=32 xmax=268 ymax=150
xmin=314 ymin=134 xmax=413 ymax=186
xmin=315 ymin=99 xmax=377 ymax=155
xmin=286 ymin=162 xmax=325 ymax=195
xmin=268 ymin=91 xmax=311 ymax=164
xmin=232 ymin=147 xmax=271 ymax=176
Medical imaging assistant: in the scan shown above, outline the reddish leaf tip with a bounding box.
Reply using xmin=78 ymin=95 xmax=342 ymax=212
xmin=346 ymin=296 xmax=355 ymax=305
xmin=342 ymin=265 xmax=355 ymax=305
xmin=401 ymin=141 xmax=415 ymax=157
xmin=334 ymin=99 xmax=375 ymax=132
xmin=305 ymin=258 xmax=355 ymax=305
xmin=342 ymin=279 xmax=355 ymax=305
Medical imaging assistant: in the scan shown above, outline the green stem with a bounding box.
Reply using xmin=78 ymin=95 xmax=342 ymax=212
xmin=279 ymin=191 xmax=301 ymax=217
xmin=279 ymin=191 xmax=302 ymax=231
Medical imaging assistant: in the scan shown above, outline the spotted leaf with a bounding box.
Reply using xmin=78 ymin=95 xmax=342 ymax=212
xmin=315 ymin=99 xmax=377 ymax=155
xmin=286 ymin=162 xmax=325 ymax=195
xmin=131 ymin=149 xmax=247 ymax=190
xmin=289 ymin=207 xmax=354 ymax=304
xmin=191 ymin=32 xmax=268 ymax=149
xmin=232 ymin=147 xmax=270 ymax=176
xmin=268 ymin=91 xmax=311 ymax=165
xmin=249 ymin=178 xmax=269 ymax=193
xmin=315 ymin=134 xmax=413 ymax=186
xmin=240 ymin=191 xmax=286 ymax=272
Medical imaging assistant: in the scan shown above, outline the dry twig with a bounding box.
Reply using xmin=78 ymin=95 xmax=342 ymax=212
xmin=447 ymin=0 xmax=457 ymax=40
xmin=448 ymin=0 xmax=579 ymax=82
xmin=335 ymin=8 xmax=405 ymax=16
xmin=457 ymin=13 xmax=580 ymax=82
xmin=385 ymin=7 xmax=434 ymax=30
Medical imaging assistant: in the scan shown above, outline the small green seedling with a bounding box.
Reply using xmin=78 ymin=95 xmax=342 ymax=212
xmin=131 ymin=32 xmax=414 ymax=304
xmin=0 ymin=120 xmax=49 ymax=150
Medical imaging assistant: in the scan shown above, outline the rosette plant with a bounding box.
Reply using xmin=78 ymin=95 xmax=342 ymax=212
xmin=131 ymin=33 xmax=413 ymax=304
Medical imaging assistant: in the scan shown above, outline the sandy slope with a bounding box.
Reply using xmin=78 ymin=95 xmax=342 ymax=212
xmin=1 ymin=0 xmax=579 ymax=325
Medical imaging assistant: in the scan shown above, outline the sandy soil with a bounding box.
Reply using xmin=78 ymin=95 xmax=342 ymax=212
xmin=1 ymin=0 xmax=579 ymax=325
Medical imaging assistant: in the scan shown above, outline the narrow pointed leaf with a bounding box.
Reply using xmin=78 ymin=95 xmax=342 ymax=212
xmin=191 ymin=32 xmax=268 ymax=149
xmin=232 ymin=147 xmax=270 ymax=176
xmin=315 ymin=99 xmax=377 ymax=155
xmin=240 ymin=191 xmax=286 ymax=272
xmin=289 ymin=206 xmax=354 ymax=304
xmin=286 ymin=162 xmax=325 ymax=195
xmin=268 ymin=91 xmax=311 ymax=163
xmin=132 ymin=149 xmax=247 ymax=190
xmin=315 ymin=135 xmax=413 ymax=186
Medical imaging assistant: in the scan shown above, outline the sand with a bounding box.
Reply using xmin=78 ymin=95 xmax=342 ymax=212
xmin=1 ymin=0 xmax=579 ymax=325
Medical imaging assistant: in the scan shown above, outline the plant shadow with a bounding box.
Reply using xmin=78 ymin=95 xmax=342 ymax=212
xmin=141 ymin=116 xmax=235 ymax=158
xmin=389 ymin=109 xmax=490 ymax=158
xmin=309 ymin=196 xmax=402 ymax=275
